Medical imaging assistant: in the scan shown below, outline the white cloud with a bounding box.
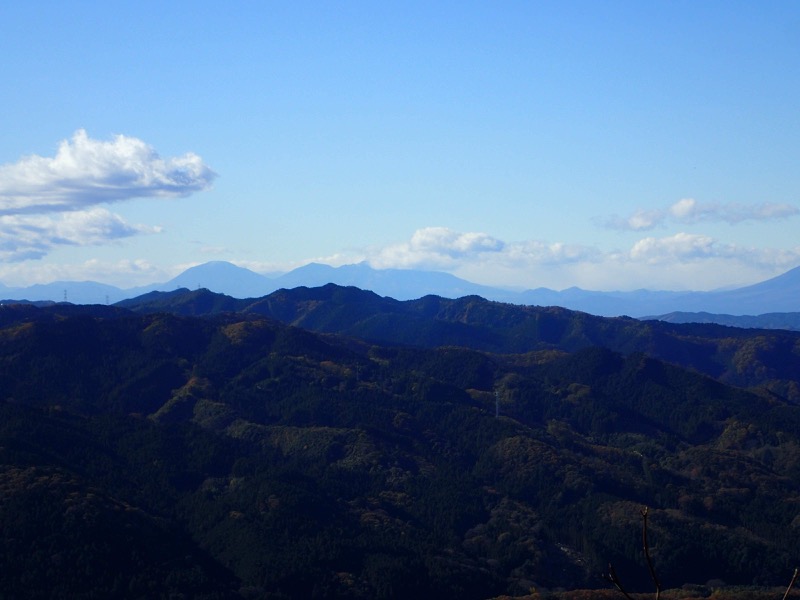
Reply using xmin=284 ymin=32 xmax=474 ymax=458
xmin=367 ymin=227 xmax=598 ymax=272
xmin=603 ymin=197 xmax=799 ymax=231
xmin=501 ymin=240 xmax=600 ymax=266
xmin=668 ymin=198 xmax=696 ymax=219
xmin=369 ymin=226 xmax=504 ymax=269
xmin=0 ymin=257 xmax=169 ymax=288
xmin=0 ymin=131 xmax=213 ymax=262
xmin=627 ymin=232 xmax=800 ymax=272
xmin=357 ymin=227 xmax=800 ymax=291
xmin=603 ymin=208 xmax=665 ymax=231
xmin=0 ymin=208 xmax=158 ymax=262
xmin=5 ymin=224 xmax=799 ymax=293
xmin=0 ymin=129 xmax=216 ymax=215
xmin=629 ymin=232 xmax=718 ymax=263
xmin=668 ymin=197 xmax=799 ymax=224
xmin=408 ymin=227 xmax=505 ymax=255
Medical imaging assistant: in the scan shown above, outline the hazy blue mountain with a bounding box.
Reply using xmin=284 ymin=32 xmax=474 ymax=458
xmin=159 ymin=260 xmax=275 ymax=298
xmin=267 ymin=262 xmax=340 ymax=289
xmin=518 ymin=267 xmax=800 ymax=316
xmin=173 ymin=262 xmax=800 ymax=315
xmin=125 ymin=261 xmax=498 ymax=302
xmin=120 ymin=261 xmax=276 ymax=300
xmin=268 ymin=262 xmax=505 ymax=300
xmin=676 ymin=265 xmax=800 ymax=314
xmin=0 ymin=280 xmax=123 ymax=305
xmin=1 ymin=261 xmax=799 ymax=316
xmin=517 ymin=286 xmax=690 ymax=316
xmin=644 ymin=311 xmax=800 ymax=331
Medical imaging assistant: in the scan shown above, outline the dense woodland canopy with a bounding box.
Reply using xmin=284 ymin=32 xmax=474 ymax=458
xmin=1 ymin=287 xmax=800 ymax=598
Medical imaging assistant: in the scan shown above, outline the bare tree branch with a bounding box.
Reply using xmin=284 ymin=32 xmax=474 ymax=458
xmin=782 ymin=567 xmax=799 ymax=600
xmin=640 ymin=507 xmax=661 ymax=600
xmin=602 ymin=562 xmax=635 ymax=600
xmin=605 ymin=508 xmax=798 ymax=600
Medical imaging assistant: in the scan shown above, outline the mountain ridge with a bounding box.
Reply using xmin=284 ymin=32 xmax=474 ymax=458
xmin=2 ymin=298 xmax=800 ymax=596
xmin=2 ymin=261 xmax=799 ymax=317
xmin=115 ymin=284 xmax=800 ymax=401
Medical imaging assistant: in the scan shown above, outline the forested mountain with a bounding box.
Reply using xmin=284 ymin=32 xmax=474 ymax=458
xmin=1 ymin=295 xmax=800 ymax=598
xmin=119 ymin=285 xmax=800 ymax=402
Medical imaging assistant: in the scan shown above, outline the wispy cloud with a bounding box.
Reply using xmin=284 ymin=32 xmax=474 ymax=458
xmin=0 ymin=257 xmax=169 ymax=288
xmin=602 ymin=198 xmax=799 ymax=231
xmin=0 ymin=129 xmax=216 ymax=216
xmin=500 ymin=240 xmax=601 ymax=266
xmin=0 ymin=208 xmax=159 ymax=262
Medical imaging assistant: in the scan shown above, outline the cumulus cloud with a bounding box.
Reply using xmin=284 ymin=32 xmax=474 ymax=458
xmin=0 ymin=129 xmax=216 ymax=215
xmin=369 ymin=227 xmax=505 ymax=269
xmin=629 ymin=232 xmax=719 ymax=263
xmin=0 ymin=208 xmax=158 ymax=262
xmin=367 ymin=227 xmax=601 ymax=272
xmin=0 ymin=130 xmax=213 ymax=261
xmin=410 ymin=227 xmax=505 ymax=254
xmin=627 ymin=231 xmax=800 ymax=270
xmin=603 ymin=197 xmax=799 ymax=231
xmin=5 ymin=222 xmax=797 ymax=292
xmin=356 ymin=227 xmax=800 ymax=291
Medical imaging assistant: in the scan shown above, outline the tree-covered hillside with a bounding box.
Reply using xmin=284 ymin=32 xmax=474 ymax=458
xmin=121 ymin=285 xmax=800 ymax=401
xmin=1 ymin=301 xmax=800 ymax=598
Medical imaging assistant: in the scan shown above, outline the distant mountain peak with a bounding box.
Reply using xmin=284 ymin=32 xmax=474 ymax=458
xmin=737 ymin=264 xmax=800 ymax=292
xmin=177 ymin=260 xmax=256 ymax=275
xmin=2 ymin=260 xmax=800 ymax=317
xmin=161 ymin=261 xmax=272 ymax=299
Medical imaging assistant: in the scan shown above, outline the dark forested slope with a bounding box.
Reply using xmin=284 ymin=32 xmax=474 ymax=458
xmin=118 ymin=285 xmax=800 ymax=402
xmin=1 ymin=302 xmax=800 ymax=597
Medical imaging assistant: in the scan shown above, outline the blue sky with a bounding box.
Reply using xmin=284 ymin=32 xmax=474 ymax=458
xmin=1 ymin=1 xmax=799 ymax=291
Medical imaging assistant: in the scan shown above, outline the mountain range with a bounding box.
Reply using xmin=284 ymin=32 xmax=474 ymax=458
xmin=116 ymin=283 xmax=800 ymax=401
xmin=2 ymin=288 xmax=800 ymax=597
xmin=2 ymin=260 xmax=800 ymax=320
